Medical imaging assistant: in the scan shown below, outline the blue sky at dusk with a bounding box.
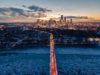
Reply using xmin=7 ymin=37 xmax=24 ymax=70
xmin=0 ymin=0 xmax=100 ymax=22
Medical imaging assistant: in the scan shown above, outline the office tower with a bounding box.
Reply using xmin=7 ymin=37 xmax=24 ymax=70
xmin=67 ymin=20 xmax=70 ymax=24
xmin=64 ymin=17 xmax=67 ymax=23
xmin=70 ymin=18 xmax=73 ymax=24
xmin=61 ymin=15 xmax=64 ymax=20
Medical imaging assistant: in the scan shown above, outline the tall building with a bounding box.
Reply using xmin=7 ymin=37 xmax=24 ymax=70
xmin=64 ymin=17 xmax=67 ymax=23
xmin=67 ymin=20 xmax=70 ymax=24
xmin=70 ymin=18 xmax=73 ymax=24
xmin=61 ymin=15 xmax=64 ymax=20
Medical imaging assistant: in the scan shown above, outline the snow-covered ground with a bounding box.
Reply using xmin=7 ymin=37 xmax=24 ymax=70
xmin=0 ymin=48 xmax=50 ymax=75
xmin=0 ymin=47 xmax=100 ymax=75
xmin=55 ymin=48 xmax=100 ymax=55
xmin=55 ymin=48 xmax=100 ymax=75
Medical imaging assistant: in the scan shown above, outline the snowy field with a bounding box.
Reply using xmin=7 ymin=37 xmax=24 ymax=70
xmin=0 ymin=48 xmax=50 ymax=75
xmin=55 ymin=48 xmax=100 ymax=75
xmin=0 ymin=48 xmax=100 ymax=75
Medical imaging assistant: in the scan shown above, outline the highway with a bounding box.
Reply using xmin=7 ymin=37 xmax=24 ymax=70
xmin=50 ymin=33 xmax=58 ymax=75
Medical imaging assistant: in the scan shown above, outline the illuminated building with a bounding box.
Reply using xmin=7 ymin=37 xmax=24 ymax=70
xmin=70 ymin=18 xmax=73 ymax=24
xmin=61 ymin=15 xmax=64 ymax=20
xmin=64 ymin=17 xmax=67 ymax=23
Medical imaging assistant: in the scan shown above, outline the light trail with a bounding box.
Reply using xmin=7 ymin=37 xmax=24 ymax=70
xmin=50 ymin=33 xmax=58 ymax=75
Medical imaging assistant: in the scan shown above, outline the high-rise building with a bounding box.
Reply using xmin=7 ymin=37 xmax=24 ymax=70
xmin=61 ymin=15 xmax=64 ymax=20
xmin=67 ymin=20 xmax=70 ymax=24
xmin=70 ymin=18 xmax=73 ymax=24
xmin=64 ymin=17 xmax=67 ymax=23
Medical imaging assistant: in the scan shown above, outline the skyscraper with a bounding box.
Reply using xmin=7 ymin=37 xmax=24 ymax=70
xmin=64 ymin=17 xmax=67 ymax=23
xmin=70 ymin=18 xmax=73 ymax=24
xmin=61 ymin=15 xmax=64 ymax=20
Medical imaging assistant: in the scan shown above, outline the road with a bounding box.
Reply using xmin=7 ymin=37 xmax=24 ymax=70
xmin=50 ymin=33 xmax=58 ymax=75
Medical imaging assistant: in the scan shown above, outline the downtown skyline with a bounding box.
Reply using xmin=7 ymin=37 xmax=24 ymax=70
xmin=0 ymin=0 xmax=100 ymax=22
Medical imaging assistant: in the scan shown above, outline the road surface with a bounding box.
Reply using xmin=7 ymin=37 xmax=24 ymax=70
xmin=50 ymin=33 xmax=58 ymax=75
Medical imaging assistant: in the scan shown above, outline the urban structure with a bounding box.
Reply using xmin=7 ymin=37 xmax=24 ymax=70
xmin=0 ymin=15 xmax=100 ymax=50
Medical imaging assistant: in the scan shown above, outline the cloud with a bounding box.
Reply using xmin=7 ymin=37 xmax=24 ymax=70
xmin=0 ymin=7 xmax=27 ymax=17
xmin=0 ymin=5 xmax=51 ymax=20
xmin=65 ymin=16 xmax=92 ymax=19
xmin=28 ymin=5 xmax=52 ymax=12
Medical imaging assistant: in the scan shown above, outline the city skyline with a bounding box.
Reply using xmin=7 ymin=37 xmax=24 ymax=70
xmin=0 ymin=0 xmax=100 ymax=22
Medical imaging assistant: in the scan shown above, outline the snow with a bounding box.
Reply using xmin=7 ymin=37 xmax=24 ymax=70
xmin=55 ymin=47 xmax=100 ymax=55
xmin=0 ymin=47 xmax=100 ymax=75
xmin=55 ymin=48 xmax=100 ymax=75
xmin=0 ymin=48 xmax=50 ymax=75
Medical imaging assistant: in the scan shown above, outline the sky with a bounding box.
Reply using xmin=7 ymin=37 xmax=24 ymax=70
xmin=0 ymin=0 xmax=100 ymax=22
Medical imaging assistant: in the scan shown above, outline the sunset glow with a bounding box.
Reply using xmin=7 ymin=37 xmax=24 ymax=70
xmin=0 ymin=0 xmax=99 ymax=22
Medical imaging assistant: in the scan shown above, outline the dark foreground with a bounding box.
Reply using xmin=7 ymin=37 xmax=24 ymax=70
xmin=0 ymin=29 xmax=100 ymax=50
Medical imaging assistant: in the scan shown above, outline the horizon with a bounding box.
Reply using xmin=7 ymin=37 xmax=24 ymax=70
xmin=0 ymin=0 xmax=100 ymax=22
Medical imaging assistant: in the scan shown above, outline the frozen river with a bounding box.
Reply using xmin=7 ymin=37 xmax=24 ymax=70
xmin=0 ymin=47 xmax=100 ymax=75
